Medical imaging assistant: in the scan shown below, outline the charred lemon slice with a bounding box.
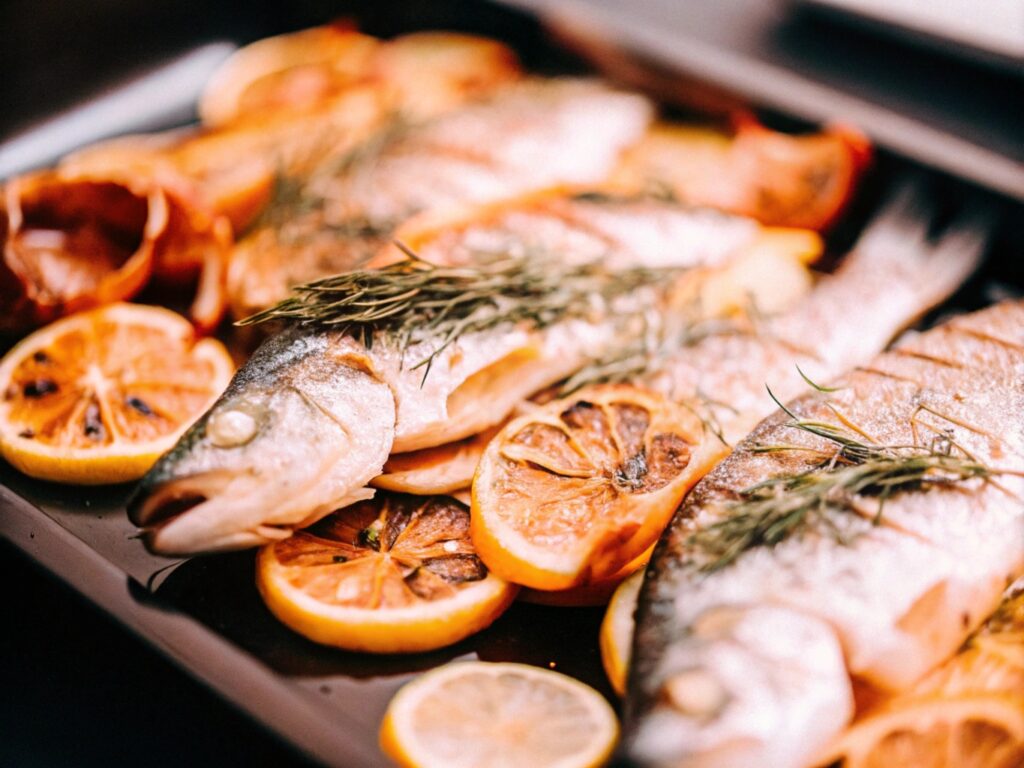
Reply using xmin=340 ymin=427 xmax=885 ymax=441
xmin=380 ymin=661 xmax=618 ymax=768
xmin=0 ymin=303 xmax=233 ymax=484
xmin=818 ymin=694 xmax=1024 ymax=768
xmin=599 ymin=569 xmax=644 ymax=696
xmin=256 ymin=493 xmax=517 ymax=653
xmin=472 ymin=384 xmax=706 ymax=591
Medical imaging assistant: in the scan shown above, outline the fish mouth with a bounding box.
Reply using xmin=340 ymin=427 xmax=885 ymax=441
xmin=127 ymin=471 xmax=284 ymax=555
xmin=128 ymin=471 xmax=232 ymax=528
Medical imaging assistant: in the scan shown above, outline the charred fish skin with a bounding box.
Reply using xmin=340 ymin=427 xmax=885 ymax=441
xmin=128 ymin=326 xmax=395 ymax=555
xmin=624 ymin=301 xmax=1024 ymax=768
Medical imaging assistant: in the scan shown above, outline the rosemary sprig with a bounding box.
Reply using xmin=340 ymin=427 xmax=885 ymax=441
xmin=689 ymin=388 xmax=1017 ymax=573
xmin=240 ymin=247 xmax=679 ymax=380
xmin=558 ymin=316 xmax=745 ymax=396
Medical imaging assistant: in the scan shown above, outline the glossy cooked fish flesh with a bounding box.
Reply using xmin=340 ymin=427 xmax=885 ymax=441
xmin=131 ymin=194 xmax=812 ymax=554
xmin=226 ymin=78 xmax=654 ymax=316
xmin=624 ymin=300 xmax=1024 ymax=768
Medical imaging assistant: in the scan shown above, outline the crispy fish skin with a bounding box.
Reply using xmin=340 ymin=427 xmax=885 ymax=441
xmin=624 ymin=301 xmax=1024 ymax=768
xmin=227 ymin=79 xmax=655 ymax=317
xmin=132 ymin=196 xmax=812 ymax=555
xmin=128 ymin=327 xmax=394 ymax=554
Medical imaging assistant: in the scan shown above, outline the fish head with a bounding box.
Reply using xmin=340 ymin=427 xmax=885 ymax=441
xmin=128 ymin=328 xmax=396 ymax=555
xmin=625 ymin=604 xmax=853 ymax=768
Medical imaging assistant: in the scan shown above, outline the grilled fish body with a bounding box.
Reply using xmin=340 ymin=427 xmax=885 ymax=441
xmin=132 ymin=195 xmax=807 ymax=554
xmin=624 ymin=301 xmax=1024 ymax=768
xmin=227 ymin=79 xmax=654 ymax=316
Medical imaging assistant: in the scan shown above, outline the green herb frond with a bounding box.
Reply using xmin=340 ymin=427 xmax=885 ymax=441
xmin=240 ymin=246 xmax=679 ymax=381
xmin=689 ymin=384 xmax=1021 ymax=573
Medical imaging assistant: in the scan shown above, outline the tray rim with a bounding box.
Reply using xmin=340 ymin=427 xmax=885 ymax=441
xmin=0 ymin=485 xmax=376 ymax=768
xmin=504 ymin=0 xmax=1024 ymax=203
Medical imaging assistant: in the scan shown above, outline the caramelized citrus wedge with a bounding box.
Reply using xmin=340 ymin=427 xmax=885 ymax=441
xmin=472 ymin=384 xmax=706 ymax=590
xmin=600 ymin=568 xmax=644 ymax=696
xmin=256 ymin=493 xmax=517 ymax=653
xmin=609 ymin=117 xmax=870 ymax=230
xmin=199 ymin=25 xmax=380 ymax=126
xmin=380 ymin=662 xmax=618 ymax=768
xmin=817 ymin=694 xmax=1024 ymax=768
xmin=0 ymin=303 xmax=233 ymax=484
xmin=2 ymin=172 xmax=167 ymax=332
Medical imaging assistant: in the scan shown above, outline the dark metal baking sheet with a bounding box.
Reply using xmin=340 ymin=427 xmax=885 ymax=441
xmin=505 ymin=0 xmax=1024 ymax=202
xmin=2 ymin=2 xmax=1023 ymax=766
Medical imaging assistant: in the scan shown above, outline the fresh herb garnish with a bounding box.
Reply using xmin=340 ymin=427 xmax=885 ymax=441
xmin=689 ymin=385 xmax=1020 ymax=573
xmin=241 ymin=248 xmax=680 ymax=381
xmin=558 ymin=316 xmax=744 ymax=396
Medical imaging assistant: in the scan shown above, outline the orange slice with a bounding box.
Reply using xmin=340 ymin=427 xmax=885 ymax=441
xmin=380 ymin=661 xmax=618 ymax=768
xmin=472 ymin=384 xmax=707 ymax=591
xmin=817 ymin=694 xmax=1024 ymax=768
xmin=608 ymin=117 xmax=870 ymax=230
xmin=372 ymin=426 xmax=500 ymax=495
xmin=519 ymin=543 xmax=651 ymax=607
xmin=0 ymin=303 xmax=233 ymax=484
xmin=256 ymin=493 xmax=517 ymax=653
xmin=599 ymin=568 xmax=644 ymax=696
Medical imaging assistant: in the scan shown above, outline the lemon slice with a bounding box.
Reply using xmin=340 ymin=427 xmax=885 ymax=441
xmin=380 ymin=662 xmax=618 ymax=768
xmin=472 ymin=384 xmax=706 ymax=590
xmin=519 ymin=544 xmax=651 ymax=608
xmin=256 ymin=493 xmax=517 ymax=653
xmin=818 ymin=693 xmax=1024 ymax=768
xmin=0 ymin=303 xmax=233 ymax=484
xmin=599 ymin=569 xmax=644 ymax=696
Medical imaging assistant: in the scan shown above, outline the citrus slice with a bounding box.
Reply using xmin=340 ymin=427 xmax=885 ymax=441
xmin=372 ymin=426 xmax=500 ymax=496
xmin=0 ymin=303 xmax=233 ymax=484
xmin=599 ymin=569 xmax=644 ymax=696
xmin=519 ymin=544 xmax=651 ymax=608
xmin=472 ymin=384 xmax=706 ymax=590
xmin=256 ymin=493 xmax=517 ymax=653
xmin=817 ymin=694 xmax=1024 ymax=768
xmin=607 ymin=117 xmax=870 ymax=230
xmin=380 ymin=661 xmax=618 ymax=768
xmin=2 ymin=171 xmax=167 ymax=332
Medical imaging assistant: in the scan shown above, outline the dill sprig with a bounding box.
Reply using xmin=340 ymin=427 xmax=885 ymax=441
xmin=240 ymin=247 xmax=679 ymax=379
xmin=689 ymin=387 xmax=1017 ymax=573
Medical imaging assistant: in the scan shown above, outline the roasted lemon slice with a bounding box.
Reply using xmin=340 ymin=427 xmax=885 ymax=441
xmin=256 ymin=493 xmax=517 ymax=653
xmin=818 ymin=694 xmax=1024 ymax=768
xmin=519 ymin=544 xmax=651 ymax=608
xmin=380 ymin=662 xmax=618 ymax=768
xmin=472 ymin=384 xmax=706 ymax=591
xmin=373 ymin=426 xmax=500 ymax=496
xmin=599 ymin=569 xmax=644 ymax=696
xmin=0 ymin=303 xmax=233 ymax=484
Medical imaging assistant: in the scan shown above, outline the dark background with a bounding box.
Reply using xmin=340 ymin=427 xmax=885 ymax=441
xmin=0 ymin=542 xmax=315 ymax=766
xmin=0 ymin=0 xmax=560 ymax=141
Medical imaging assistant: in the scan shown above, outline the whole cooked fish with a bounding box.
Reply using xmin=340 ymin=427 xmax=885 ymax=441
xmin=624 ymin=300 xmax=1024 ymax=768
xmin=226 ymin=78 xmax=654 ymax=316
xmin=129 ymin=193 xmax=816 ymax=554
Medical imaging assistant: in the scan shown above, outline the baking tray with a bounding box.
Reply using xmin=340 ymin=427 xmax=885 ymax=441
xmin=2 ymin=2 xmax=1023 ymax=766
